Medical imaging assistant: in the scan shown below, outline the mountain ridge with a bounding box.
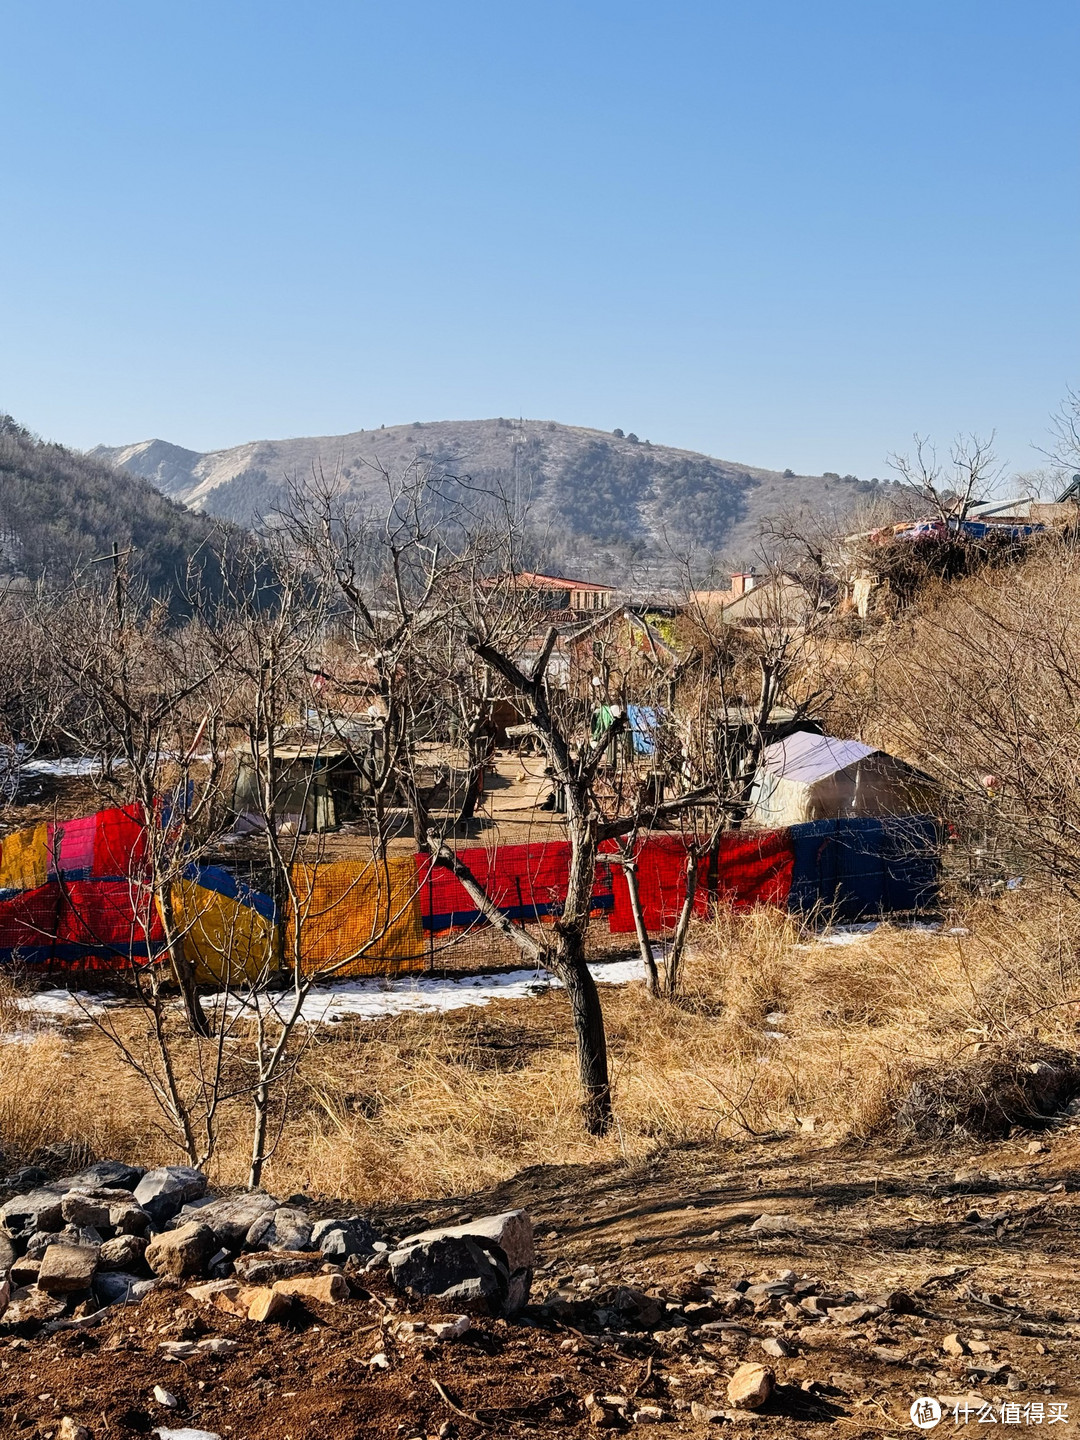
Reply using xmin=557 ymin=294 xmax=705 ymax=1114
xmin=92 ymin=418 xmax=883 ymax=570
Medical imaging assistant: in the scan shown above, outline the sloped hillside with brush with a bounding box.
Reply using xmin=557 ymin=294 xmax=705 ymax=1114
xmin=0 ymin=415 xmax=236 ymax=598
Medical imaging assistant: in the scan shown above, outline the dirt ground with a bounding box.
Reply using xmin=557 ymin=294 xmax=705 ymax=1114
xmin=4 ymin=1130 xmax=1080 ymax=1439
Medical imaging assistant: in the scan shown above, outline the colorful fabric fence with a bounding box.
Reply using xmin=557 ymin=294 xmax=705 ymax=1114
xmin=289 ymin=857 xmax=424 ymax=976
xmin=48 ymin=806 xmax=147 ymax=882
xmin=0 ymin=877 xmax=162 ymax=968
xmin=787 ymin=816 xmax=939 ymax=920
xmin=603 ymin=836 xmax=710 ymax=935
xmin=172 ymin=867 xmax=277 ymax=986
xmin=0 ymin=823 xmax=50 ymax=897
xmin=0 ymin=799 xmax=941 ymax=974
xmin=417 ymin=842 xmax=587 ymax=933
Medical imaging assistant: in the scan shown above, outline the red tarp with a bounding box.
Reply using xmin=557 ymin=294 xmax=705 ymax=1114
xmin=47 ymin=805 xmax=147 ymax=882
xmin=0 ymin=884 xmax=63 ymax=959
xmin=57 ymin=878 xmax=163 ymax=955
xmin=603 ymin=836 xmax=708 ymax=934
xmin=417 ymin=842 xmax=573 ymax=932
xmin=713 ymin=828 xmax=794 ymax=912
xmin=602 ymin=830 xmax=794 ymax=933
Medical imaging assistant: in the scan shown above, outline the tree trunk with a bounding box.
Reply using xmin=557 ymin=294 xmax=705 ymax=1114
xmin=664 ymin=849 xmax=700 ymax=999
xmin=551 ymin=927 xmax=612 ymax=1135
xmin=157 ymin=881 xmax=212 ymax=1037
xmin=249 ymin=1080 xmax=269 ymax=1190
xmin=622 ymin=856 xmax=659 ymax=997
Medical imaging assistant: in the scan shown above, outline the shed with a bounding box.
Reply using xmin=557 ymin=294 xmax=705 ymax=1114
xmin=748 ymin=731 xmax=938 ymax=827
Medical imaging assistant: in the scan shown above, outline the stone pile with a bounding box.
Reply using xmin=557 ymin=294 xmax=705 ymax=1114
xmin=0 ymin=1159 xmax=534 ymax=1335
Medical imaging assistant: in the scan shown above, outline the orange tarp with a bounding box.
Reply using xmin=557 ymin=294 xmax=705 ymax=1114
xmin=288 ymin=857 xmax=424 ymax=977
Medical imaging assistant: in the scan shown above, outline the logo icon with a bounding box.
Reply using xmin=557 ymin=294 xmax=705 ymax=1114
xmin=910 ymin=1398 xmax=942 ymax=1430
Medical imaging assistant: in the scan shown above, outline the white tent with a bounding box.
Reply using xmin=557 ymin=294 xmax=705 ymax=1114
xmin=748 ymin=731 xmax=938 ymax=827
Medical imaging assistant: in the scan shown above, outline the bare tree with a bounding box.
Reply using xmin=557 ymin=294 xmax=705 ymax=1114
xmin=888 ymin=433 xmax=1004 ymax=523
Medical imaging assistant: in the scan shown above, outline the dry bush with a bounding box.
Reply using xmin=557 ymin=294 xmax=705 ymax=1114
xmin=4 ymin=889 xmax=1080 ymax=1200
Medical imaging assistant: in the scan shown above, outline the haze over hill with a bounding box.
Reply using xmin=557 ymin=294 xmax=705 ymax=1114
xmin=93 ymin=419 xmax=888 ymax=573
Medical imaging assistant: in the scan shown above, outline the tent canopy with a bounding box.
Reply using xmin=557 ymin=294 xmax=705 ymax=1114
xmin=749 ymin=730 xmax=938 ymax=827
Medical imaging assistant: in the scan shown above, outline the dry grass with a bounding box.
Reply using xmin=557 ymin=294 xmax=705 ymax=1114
xmin=2 ymin=891 xmax=1079 ymax=1202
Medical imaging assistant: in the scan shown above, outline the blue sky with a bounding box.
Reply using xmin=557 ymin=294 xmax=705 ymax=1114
xmin=2 ymin=0 xmax=1076 ymax=481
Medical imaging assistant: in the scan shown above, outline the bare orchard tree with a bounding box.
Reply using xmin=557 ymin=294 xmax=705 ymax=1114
xmin=657 ymin=573 xmax=827 ymax=996
xmin=826 ymin=539 xmax=1080 ymax=895
xmin=32 ymin=560 xmax=238 ymax=1164
xmin=435 ymin=557 xmax=712 ymax=1134
xmin=40 ymin=557 xmax=227 ymax=1035
xmin=888 ymin=433 xmax=1004 ymax=523
xmin=205 ymin=532 xmax=434 ymax=1189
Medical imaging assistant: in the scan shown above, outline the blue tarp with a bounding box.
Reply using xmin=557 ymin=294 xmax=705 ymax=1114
xmin=788 ymin=816 xmax=938 ymax=920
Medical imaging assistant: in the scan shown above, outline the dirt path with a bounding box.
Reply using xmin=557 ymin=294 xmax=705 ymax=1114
xmin=5 ymin=1132 xmax=1080 ymax=1439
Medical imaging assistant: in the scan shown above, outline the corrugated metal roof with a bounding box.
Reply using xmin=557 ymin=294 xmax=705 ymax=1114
xmin=758 ymin=731 xmax=877 ymax=784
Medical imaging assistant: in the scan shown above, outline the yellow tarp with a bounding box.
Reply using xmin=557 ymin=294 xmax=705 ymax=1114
xmin=170 ymin=880 xmax=277 ymax=986
xmin=0 ymin=824 xmax=49 ymax=893
xmin=288 ymin=857 xmax=424 ymax=977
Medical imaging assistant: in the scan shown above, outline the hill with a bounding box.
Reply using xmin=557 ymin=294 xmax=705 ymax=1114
xmin=0 ymin=415 xmax=235 ymax=598
xmin=93 ymin=418 xmax=886 ymax=573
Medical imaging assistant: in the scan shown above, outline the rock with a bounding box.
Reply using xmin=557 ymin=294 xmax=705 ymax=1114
xmin=633 ymin=1406 xmax=665 ymax=1423
xmin=3 ymin=1284 xmax=67 ymax=1329
xmin=99 ymin=1234 xmax=148 ymax=1271
xmin=153 ymin=1385 xmax=180 ymax=1407
xmin=61 ymin=1193 xmax=113 ymax=1228
xmin=59 ymin=1223 xmax=103 ymax=1250
xmin=25 ymin=1231 xmax=53 ymax=1259
xmin=272 ymin=1272 xmax=348 ymax=1305
xmin=60 ymin=1160 xmax=145 ymax=1191
xmin=885 ymin=1290 xmax=919 ymax=1313
xmin=830 ymin=1302 xmax=883 ymax=1324
xmin=692 ymin=1401 xmax=725 ymax=1423
xmin=607 ymin=1285 xmax=666 ymax=1328
xmin=399 ymin=1210 xmax=534 ymax=1270
xmin=699 ymin=1321 xmax=750 ymax=1340
xmin=187 ymin=1278 xmax=240 ymax=1304
xmin=389 ymin=1234 xmax=515 ymax=1316
xmin=38 ymin=1243 xmax=98 ymax=1295
xmin=246 ymin=1206 xmax=313 ymax=1253
xmin=145 ymin=1222 xmax=215 ymax=1278
xmin=7 ymin=1164 xmax=49 ymax=1186
xmin=943 ymin=1333 xmax=970 ymax=1358
xmin=232 ymin=1250 xmax=318 ymax=1285
xmin=110 ymin=1201 xmax=151 ymax=1236
xmin=744 ymin=1281 xmax=793 ymax=1301
xmin=727 ymin=1362 xmax=775 ymax=1410
xmin=131 ymin=1279 xmax=159 ymax=1300
xmin=748 ymin=1213 xmax=803 ymax=1235
xmin=10 ymin=1253 xmax=41 ymax=1288
xmin=175 ymin=1191 xmax=276 ymax=1249
xmin=94 ymin=1270 xmax=144 ymax=1305
xmin=246 ymin=1286 xmax=292 ymax=1322
xmin=0 ymin=1188 xmax=65 ymax=1239
xmin=58 ymin=1420 xmax=91 ymax=1440
xmin=160 ymin=1340 xmax=200 ymax=1360
xmin=199 ymin=1336 xmax=238 ymax=1355
xmin=134 ymin=1167 xmax=207 ymax=1226
xmin=430 ymin=1314 xmax=472 ymax=1340
xmin=368 ymin=1351 xmax=390 ymax=1370
xmin=0 ymin=1230 xmax=15 ymax=1278
xmin=760 ymin=1336 xmax=797 ymax=1358
xmin=311 ymin=1216 xmax=377 ymax=1261
xmin=206 ymin=1248 xmax=233 ymax=1278
xmin=154 ymin=1431 xmax=223 ymax=1440
xmin=391 ymin=1211 xmax=533 ymax=1315
xmin=869 ymin=1345 xmax=907 ymax=1363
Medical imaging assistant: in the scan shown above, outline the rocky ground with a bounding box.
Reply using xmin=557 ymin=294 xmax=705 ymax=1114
xmin=2 ymin=1132 xmax=1080 ymax=1439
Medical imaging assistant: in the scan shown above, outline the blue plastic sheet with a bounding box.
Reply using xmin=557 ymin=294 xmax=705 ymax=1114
xmin=788 ymin=816 xmax=938 ymax=920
